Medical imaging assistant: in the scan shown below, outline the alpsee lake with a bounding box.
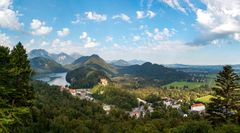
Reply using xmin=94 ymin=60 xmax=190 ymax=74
xmin=32 ymin=72 xmax=70 ymax=86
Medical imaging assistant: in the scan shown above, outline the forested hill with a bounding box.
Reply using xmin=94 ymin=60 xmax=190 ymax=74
xmin=30 ymin=57 xmax=67 ymax=73
xmin=120 ymin=62 xmax=190 ymax=84
xmin=66 ymin=56 xmax=191 ymax=88
xmin=69 ymin=54 xmax=117 ymax=74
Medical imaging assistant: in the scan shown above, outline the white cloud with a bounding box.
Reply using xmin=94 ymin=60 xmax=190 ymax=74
xmin=234 ymin=33 xmax=240 ymax=41
xmin=194 ymin=0 xmax=240 ymax=43
xmin=57 ymin=28 xmax=70 ymax=37
xmin=0 ymin=0 xmax=22 ymax=30
xmin=112 ymin=13 xmax=131 ymax=23
xmin=71 ymin=14 xmax=83 ymax=24
xmin=0 ymin=33 xmax=11 ymax=47
xmin=184 ymin=0 xmax=197 ymax=12
xmin=98 ymin=40 xmax=198 ymax=64
xmin=106 ymin=36 xmax=113 ymax=42
xmin=79 ymin=32 xmax=99 ymax=48
xmin=160 ymin=0 xmax=186 ymax=13
xmin=147 ymin=10 xmax=156 ymax=18
xmin=30 ymin=19 xmax=52 ymax=36
xmin=133 ymin=35 xmax=141 ymax=42
xmin=136 ymin=10 xmax=156 ymax=19
xmin=145 ymin=28 xmax=176 ymax=41
xmin=85 ymin=12 xmax=107 ymax=22
xmin=136 ymin=11 xmax=145 ymax=19
xmin=80 ymin=32 xmax=88 ymax=39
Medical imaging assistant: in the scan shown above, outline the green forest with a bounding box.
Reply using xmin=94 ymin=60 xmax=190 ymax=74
xmin=1 ymin=43 xmax=240 ymax=132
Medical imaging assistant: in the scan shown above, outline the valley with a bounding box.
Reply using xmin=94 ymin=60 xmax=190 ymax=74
xmin=1 ymin=0 xmax=240 ymax=132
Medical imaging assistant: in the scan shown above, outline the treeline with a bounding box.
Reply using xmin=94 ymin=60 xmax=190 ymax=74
xmin=92 ymin=85 xmax=138 ymax=111
xmin=0 ymin=43 xmax=34 ymax=132
xmin=20 ymin=81 xmax=240 ymax=132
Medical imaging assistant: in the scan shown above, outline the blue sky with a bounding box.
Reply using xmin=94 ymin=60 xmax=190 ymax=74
xmin=0 ymin=0 xmax=240 ymax=65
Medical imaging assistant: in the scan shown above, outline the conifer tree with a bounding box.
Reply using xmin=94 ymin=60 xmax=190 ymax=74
xmin=0 ymin=46 xmax=12 ymax=107
xmin=207 ymin=65 xmax=240 ymax=124
xmin=9 ymin=42 xmax=33 ymax=107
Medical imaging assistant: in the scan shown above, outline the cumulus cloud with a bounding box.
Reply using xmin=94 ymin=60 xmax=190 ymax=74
xmin=112 ymin=13 xmax=131 ymax=23
xmin=85 ymin=12 xmax=107 ymax=22
xmin=30 ymin=19 xmax=52 ymax=36
xmin=144 ymin=28 xmax=176 ymax=41
xmin=159 ymin=0 xmax=240 ymax=44
xmin=57 ymin=28 xmax=70 ymax=37
xmin=0 ymin=33 xmax=11 ymax=47
xmin=79 ymin=32 xmax=99 ymax=48
xmin=160 ymin=0 xmax=186 ymax=13
xmin=0 ymin=0 xmax=22 ymax=30
xmin=191 ymin=0 xmax=240 ymax=45
xmin=136 ymin=10 xmax=156 ymax=19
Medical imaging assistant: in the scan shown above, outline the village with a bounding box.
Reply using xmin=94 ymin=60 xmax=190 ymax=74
xmin=59 ymin=78 xmax=206 ymax=119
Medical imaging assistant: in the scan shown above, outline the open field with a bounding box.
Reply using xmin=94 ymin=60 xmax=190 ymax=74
xmin=163 ymin=74 xmax=216 ymax=89
xmin=163 ymin=81 xmax=205 ymax=89
xmin=195 ymin=95 xmax=214 ymax=103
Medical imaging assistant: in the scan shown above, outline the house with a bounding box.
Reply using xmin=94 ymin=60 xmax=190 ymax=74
xmin=191 ymin=103 xmax=206 ymax=112
xmin=103 ymin=104 xmax=112 ymax=114
xmin=130 ymin=111 xmax=141 ymax=118
xmin=68 ymin=89 xmax=77 ymax=96
xmin=100 ymin=78 xmax=108 ymax=86
xmin=76 ymin=89 xmax=94 ymax=101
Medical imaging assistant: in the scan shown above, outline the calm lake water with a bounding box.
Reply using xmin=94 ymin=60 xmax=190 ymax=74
xmin=32 ymin=72 xmax=70 ymax=86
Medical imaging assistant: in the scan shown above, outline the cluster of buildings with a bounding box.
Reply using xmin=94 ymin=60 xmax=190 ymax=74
xmin=60 ymin=78 xmax=206 ymax=119
xmin=60 ymin=86 xmax=94 ymax=101
xmin=129 ymin=98 xmax=154 ymax=118
xmin=129 ymin=97 xmax=206 ymax=119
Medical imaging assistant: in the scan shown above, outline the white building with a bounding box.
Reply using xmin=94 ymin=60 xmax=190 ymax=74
xmin=191 ymin=103 xmax=206 ymax=112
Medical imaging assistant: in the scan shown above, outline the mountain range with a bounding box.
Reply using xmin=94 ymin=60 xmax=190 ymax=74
xmin=31 ymin=49 xmax=240 ymax=88
xmin=65 ymin=55 xmax=190 ymax=88
xmin=110 ymin=59 xmax=146 ymax=66
xmin=28 ymin=49 xmax=81 ymax=65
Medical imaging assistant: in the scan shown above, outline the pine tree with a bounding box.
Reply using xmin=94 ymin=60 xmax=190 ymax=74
xmin=0 ymin=46 xmax=13 ymax=107
xmin=207 ymin=65 xmax=240 ymax=124
xmin=9 ymin=42 xmax=33 ymax=107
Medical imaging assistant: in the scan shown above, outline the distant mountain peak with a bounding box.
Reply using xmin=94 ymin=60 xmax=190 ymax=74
xmin=28 ymin=49 xmax=78 ymax=65
xmin=110 ymin=59 xmax=130 ymax=67
xmin=142 ymin=62 xmax=152 ymax=66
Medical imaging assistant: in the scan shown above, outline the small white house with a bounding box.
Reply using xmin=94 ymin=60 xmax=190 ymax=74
xmin=103 ymin=104 xmax=112 ymax=114
xmin=191 ymin=103 xmax=206 ymax=112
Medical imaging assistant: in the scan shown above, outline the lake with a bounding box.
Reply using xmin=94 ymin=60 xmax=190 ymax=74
xmin=32 ymin=72 xmax=70 ymax=86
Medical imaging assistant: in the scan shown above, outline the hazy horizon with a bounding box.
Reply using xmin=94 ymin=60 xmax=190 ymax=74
xmin=0 ymin=0 xmax=240 ymax=65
